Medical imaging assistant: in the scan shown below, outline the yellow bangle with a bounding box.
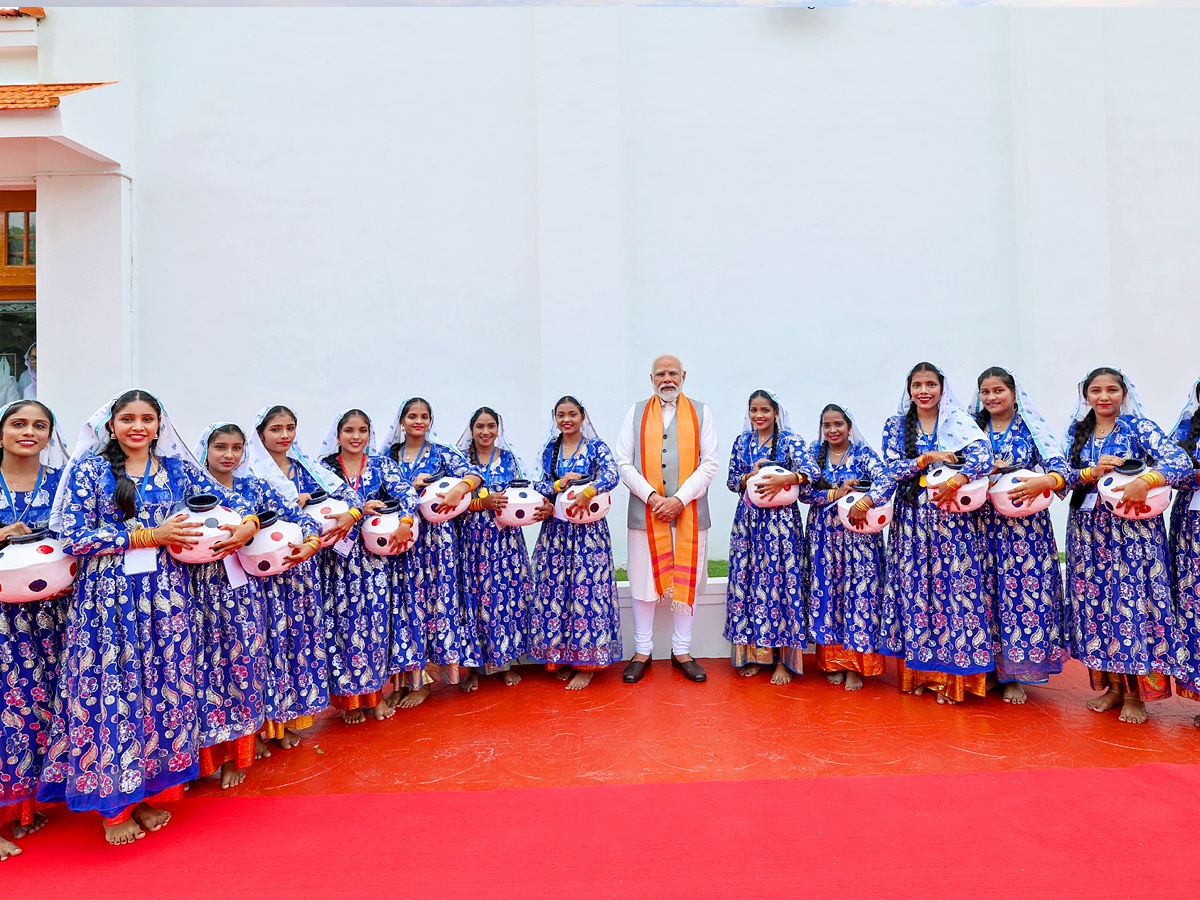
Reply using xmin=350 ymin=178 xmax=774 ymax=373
xmin=852 ymin=498 xmax=871 ymax=512
xmin=1081 ymin=467 xmax=1095 ymax=483
xmin=944 ymin=476 xmax=963 ymax=491
xmin=130 ymin=527 xmax=156 ymax=550
xmin=469 ymin=498 xmax=486 ymax=512
xmin=241 ymin=514 xmax=260 ymax=531
xmin=826 ymin=490 xmax=836 ymax=503
xmin=582 ymin=486 xmax=598 ymax=500
xmin=553 ymin=478 xmax=565 ymax=493
xmin=1138 ymin=471 xmax=1165 ymax=489
xmin=347 ymin=507 xmax=363 ymax=522
xmin=1050 ymin=473 xmax=1066 ymax=491
xmin=305 ymin=536 xmax=321 ymax=550
xmin=915 ymin=454 xmax=927 ymax=469
xmin=400 ymin=516 xmax=414 ymax=526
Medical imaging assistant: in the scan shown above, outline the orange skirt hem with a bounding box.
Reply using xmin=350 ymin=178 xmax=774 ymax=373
xmin=1088 ymin=668 xmax=1172 ymax=702
xmin=330 ymin=690 xmax=384 ymax=712
xmin=0 ymin=796 xmax=38 ymax=828
xmin=816 ymin=644 xmax=886 ymax=677
xmin=197 ymin=734 xmax=256 ymax=779
xmin=260 ymin=715 xmax=317 ymax=741
xmin=898 ymin=661 xmax=988 ymax=702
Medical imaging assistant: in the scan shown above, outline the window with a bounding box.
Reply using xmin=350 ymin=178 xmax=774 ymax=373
xmin=6 ymin=209 xmax=33 ymax=266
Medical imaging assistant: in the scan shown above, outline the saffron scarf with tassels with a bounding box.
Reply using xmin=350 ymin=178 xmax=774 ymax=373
xmin=639 ymin=395 xmax=701 ymax=613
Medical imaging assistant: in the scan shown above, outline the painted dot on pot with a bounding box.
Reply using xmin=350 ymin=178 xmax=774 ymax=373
xmin=321 ymin=506 xmax=332 ymax=515
xmin=877 ymin=514 xmax=887 ymax=525
xmin=516 ymin=509 xmax=526 ymax=519
xmin=1042 ymin=490 xmax=1051 ymax=498
xmin=376 ymin=537 xmax=388 ymax=547
xmin=204 ymin=517 xmax=220 ymax=529
xmin=170 ymin=545 xmax=184 ymax=554
xmin=270 ymin=532 xmax=284 ymax=542
xmin=518 ymin=491 xmax=528 ymax=499
xmin=590 ymin=502 xmax=600 ymax=513
xmin=258 ymin=560 xmax=271 ymax=571
xmin=28 ymin=579 xmax=46 ymax=592
xmin=1014 ymin=499 xmax=1024 ymax=507
xmin=371 ymin=517 xmax=381 ymax=526
xmin=1102 ymin=477 xmax=1113 ymax=487
xmin=69 ymin=562 xmax=77 ymax=576
xmin=36 ymin=544 xmax=53 ymax=555
xmin=961 ymin=497 xmax=973 ymax=506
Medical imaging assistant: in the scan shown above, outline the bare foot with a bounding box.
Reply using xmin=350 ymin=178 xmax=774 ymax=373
xmin=12 ymin=812 xmax=47 ymax=840
xmin=739 ymin=664 xmax=763 ymax=678
xmin=554 ymin=667 xmax=574 ymax=682
xmin=912 ymin=686 xmax=926 ymax=696
xmin=770 ymin=662 xmax=793 ymax=685
xmin=131 ymin=804 xmax=171 ymax=833
xmin=220 ymin=762 xmax=247 ymax=790
xmin=1119 ymin=697 xmax=1148 ymax=724
xmin=0 ymin=836 xmax=21 ymax=860
xmin=936 ymin=692 xmax=957 ymax=705
xmin=1087 ymin=688 xmax=1123 ymax=713
xmin=1194 ymin=714 xmax=1200 ymax=728
xmin=566 ymin=670 xmax=594 ymax=690
xmin=397 ymin=686 xmax=430 ymax=709
xmin=826 ymin=671 xmax=846 ymax=685
xmin=342 ymin=708 xmax=367 ymax=725
xmin=372 ymin=698 xmax=396 ymax=721
xmin=104 ymin=818 xmax=145 ymax=847
xmin=844 ymin=672 xmax=864 ymax=691
xmin=278 ymin=729 xmax=302 ymax=750
xmin=255 ymin=736 xmax=272 ymax=760
xmin=460 ymin=672 xmax=479 ymax=693
xmin=1002 ymin=683 xmax=1027 ymax=704
xmin=387 ymin=687 xmax=408 ymax=709
xmin=501 ymin=670 xmax=521 ymax=686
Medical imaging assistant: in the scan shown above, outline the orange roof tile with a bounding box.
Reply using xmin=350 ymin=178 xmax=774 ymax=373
xmin=0 ymin=82 xmax=111 ymax=110
xmin=0 ymin=8 xmax=45 ymax=18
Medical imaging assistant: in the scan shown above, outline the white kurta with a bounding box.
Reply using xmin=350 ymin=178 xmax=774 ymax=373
xmin=615 ymin=397 xmax=719 ymax=656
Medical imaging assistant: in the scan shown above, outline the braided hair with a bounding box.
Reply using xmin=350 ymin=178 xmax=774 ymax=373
xmin=975 ymin=366 xmax=1017 ymax=431
xmin=549 ymin=396 xmax=585 ymax=477
xmin=388 ymin=398 xmax=431 ymax=463
xmin=1067 ymin=367 xmax=1127 ymax=509
xmin=901 ymin=362 xmax=943 ymax=504
xmin=1178 ymin=383 xmax=1200 ymax=468
xmin=0 ymin=400 xmax=54 ymax=467
xmin=812 ymin=403 xmax=850 ymax=492
xmin=101 ymin=390 xmax=162 ymax=520
xmin=747 ymin=390 xmax=780 ymax=463
xmin=321 ymin=409 xmax=371 ymax=480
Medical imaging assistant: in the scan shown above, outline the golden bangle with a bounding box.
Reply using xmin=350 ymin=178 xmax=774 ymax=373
xmin=852 ymin=498 xmax=871 ymax=512
xmin=1081 ymin=467 xmax=1095 ymax=484
xmin=347 ymin=507 xmax=363 ymax=522
xmin=1138 ymin=472 xmax=1164 ymax=489
xmin=944 ymin=476 xmax=963 ymax=491
xmin=305 ymin=535 xmax=321 ymax=549
xmin=826 ymin=490 xmax=835 ymax=503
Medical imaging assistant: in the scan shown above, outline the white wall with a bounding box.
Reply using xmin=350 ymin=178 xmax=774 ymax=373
xmin=32 ymin=8 xmax=1200 ymax=566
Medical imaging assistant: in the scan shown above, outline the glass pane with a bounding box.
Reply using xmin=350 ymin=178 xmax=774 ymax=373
xmin=26 ymin=211 xmax=33 ymax=265
xmin=7 ymin=212 xmax=23 ymax=265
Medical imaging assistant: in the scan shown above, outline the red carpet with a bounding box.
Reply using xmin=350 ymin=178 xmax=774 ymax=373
xmin=15 ymin=763 xmax=1200 ymax=899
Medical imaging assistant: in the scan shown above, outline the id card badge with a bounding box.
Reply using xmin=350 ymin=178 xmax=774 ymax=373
xmin=1189 ymin=491 xmax=1200 ymax=512
xmin=1081 ymin=490 xmax=1098 ymax=511
xmin=124 ymin=547 xmax=158 ymax=574
xmin=333 ymin=537 xmax=354 ymax=558
xmin=223 ymin=554 xmax=249 ymax=589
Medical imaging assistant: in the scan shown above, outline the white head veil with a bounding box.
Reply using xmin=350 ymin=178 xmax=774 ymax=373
xmin=18 ymin=343 xmax=35 ymax=399
xmin=1061 ymin=367 xmax=1148 ymax=448
xmin=0 ymin=398 xmax=68 ymax=470
xmin=537 ymin=395 xmax=600 ymax=479
xmin=240 ymin=404 xmax=344 ymax=503
xmin=49 ymin=389 xmax=203 ymax=532
xmin=971 ymin=367 xmax=1064 ymax=462
xmin=380 ymin=398 xmax=441 ymax=458
xmin=896 ymin=363 xmax=987 ymax=453
xmin=193 ymin=421 xmax=248 ymax=475
xmin=813 ymin=402 xmax=867 ymax=448
xmin=740 ymin=390 xmax=794 ymax=436
xmin=1170 ymin=378 xmax=1200 ymax=442
xmin=456 ymin=408 xmax=528 ymax=480
xmin=317 ymin=408 xmax=377 ymax=460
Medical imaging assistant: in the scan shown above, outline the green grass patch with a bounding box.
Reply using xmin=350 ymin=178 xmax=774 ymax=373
xmin=615 ymin=559 xmax=728 ymax=582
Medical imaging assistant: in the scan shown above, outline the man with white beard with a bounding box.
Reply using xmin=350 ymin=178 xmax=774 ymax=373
xmin=614 ymin=354 xmax=719 ymax=683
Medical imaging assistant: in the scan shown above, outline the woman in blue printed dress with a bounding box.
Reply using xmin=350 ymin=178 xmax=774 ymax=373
xmin=317 ymin=409 xmax=417 ymax=723
xmin=0 ymin=400 xmax=66 ymax=861
xmin=1168 ymin=378 xmax=1200 ymax=724
xmin=799 ymin=403 xmax=892 ymax=691
xmin=725 ymin=391 xmax=813 ymax=685
xmin=529 ymin=396 xmax=621 ymax=690
xmin=38 ymin=391 xmax=257 ymax=847
xmin=973 ymin=366 xmax=1070 ymax=704
xmin=880 ymin=362 xmax=996 ymax=704
xmin=382 ymin=398 xmax=484 ymax=708
xmin=193 ymin=422 xmax=321 ymax=788
xmin=245 ymin=405 xmax=358 ymax=749
xmin=456 ymin=407 xmax=543 ymax=690
xmin=1061 ymin=367 xmax=1191 ymax=724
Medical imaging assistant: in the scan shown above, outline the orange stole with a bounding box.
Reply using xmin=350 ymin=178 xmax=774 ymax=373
xmin=197 ymin=734 xmax=256 ymax=779
xmin=816 ymin=644 xmax=886 ymax=677
xmin=897 ymin=661 xmax=988 ymax=702
xmin=0 ymin=796 xmax=38 ymax=828
xmin=639 ymin=395 xmax=701 ymax=613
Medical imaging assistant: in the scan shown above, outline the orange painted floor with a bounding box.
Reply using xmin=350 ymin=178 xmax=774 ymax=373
xmin=188 ymin=657 xmax=1200 ymax=801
